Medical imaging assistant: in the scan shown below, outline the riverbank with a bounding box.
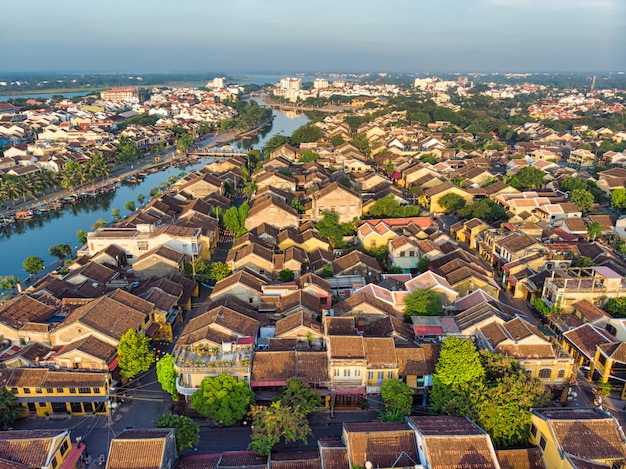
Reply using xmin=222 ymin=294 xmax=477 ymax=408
xmin=0 ymin=81 xmax=207 ymax=97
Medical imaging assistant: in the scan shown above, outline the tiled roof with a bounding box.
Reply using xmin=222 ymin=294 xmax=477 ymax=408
xmin=325 ymin=317 xmax=357 ymax=336
xmin=332 ymin=251 xmax=382 ymax=275
xmin=177 ymin=306 xmax=259 ymax=346
xmin=107 ymin=429 xmax=173 ymax=469
xmin=4 ymin=368 xmax=108 ymax=388
xmin=219 ymin=451 xmax=267 ymax=468
xmin=0 ymin=294 xmax=57 ymax=330
xmin=175 ymin=454 xmax=221 ymax=469
xmin=363 ymin=337 xmax=397 ymax=368
xmin=0 ymin=430 xmax=68 ymax=468
xmin=409 ymin=416 xmax=485 ymax=436
xmin=572 ymin=300 xmax=608 ymax=323
xmin=275 ymin=311 xmax=322 ymax=337
xmin=297 ymin=351 xmax=328 ymax=382
xmin=251 ymin=351 xmax=296 ymax=382
xmin=496 ymin=448 xmax=545 ymax=469
xmin=328 ymin=336 xmax=365 ymax=359
xmin=599 ymin=342 xmax=626 ymax=364
xmin=343 ymin=422 xmax=418 ymax=469
xmin=365 ymin=315 xmax=414 ymax=342
xmin=563 ymin=323 xmax=615 ymax=360
xmin=319 ymin=444 xmax=349 ymax=469
xmin=396 ymin=344 xmax=440 ymax=376
xmin=54 ymin=335 xmax=116 ymax=361
xmin=533 ymin=407 xmax=626 ymax=460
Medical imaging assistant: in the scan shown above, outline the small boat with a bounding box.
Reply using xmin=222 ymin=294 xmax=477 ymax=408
xmin=124 ymin=176 xmax=139 ymax=184
xmin=15 ymin=210 xmax=35 ymax=220
xmin=36 ymin=205 xmax=49 ymax=214
xmin=149 ymin=168 xmax=159 ymax=174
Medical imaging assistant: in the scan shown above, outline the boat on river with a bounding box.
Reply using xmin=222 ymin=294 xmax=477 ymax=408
xmin=15 ymin=210 xmax=35 ymax=220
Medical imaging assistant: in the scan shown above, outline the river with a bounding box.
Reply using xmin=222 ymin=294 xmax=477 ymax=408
xmin=0 ymin=106 xmax=309 ymax=280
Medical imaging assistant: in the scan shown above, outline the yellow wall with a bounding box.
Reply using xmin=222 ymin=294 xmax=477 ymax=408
xmin=10 ymin=384 xmax=109 ymax=417
xmin=529 ymin=414 xmax=573 ymax=469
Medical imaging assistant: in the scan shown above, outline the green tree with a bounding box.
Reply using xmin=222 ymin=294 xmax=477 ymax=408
xmin=91 ymin=218 xmax=107 ymax=230
xmin=433 ymin=337 xmax=484 ymax=389
xmin=570 ymin=189 xmax=594 ymax=212
xmin=457 ymin=199 xmax=508 ymax=224
xmin=438 ymin=193 xmax=467 ymax=212
xmin=571 ymin=256 xmax=595 ymax=268
xmin=279 ymin=269 xmax=295 ymax=282
xmin=111 ymin=208 xmax=122 ymax=222
xmin=404 ymin=288 xmax=443 ymax=318
xmin=124 ymin=201 xmax=136 ymax=212
xmin=183 ymin=258 xmax=211 ymax=283
xmin=191 ymin=375 xmax=254 ymax=426
xmin=604 ymin=298 xmax=626 ymax=318
xmin=0 ymin=388 xmax=21 ymax=429
xmin=117 ymin=136 xmax=141 ymax=163
xmin=76 ymin=229 xmax=88 ymax=245
xmin=0 ymin=275 xmax=20 ymax=296
xmin=315 ymin=211 xmax=344 ymax=248
xmin=586 ymin=221 xmax=603 ymax=240
xmin=156 ymin=414 xmax=199 ymax=452
xmin=243 ymin=181 xmax=257 ymax=199
xmin=175 ymin=133 xmax=195 ymax=154
xmin=48 ymin=243 xmax=72 ymax=260
xmin=330 ymin=135 xmax=345 ymax=147
xmin=262 ymin=135 xmax=290 ymax=156
xmin=23 ymin=256 xmax=44 ymax=277
xmin=117 ymin=329 xmax=154 ymax=379
xmin=298 ymin=150 xmax=320 ymax=162
xmin=507 ymin=167 xmax=545 ymax=191
xmin=611 ymin=188 xmax=626 ymax=212
xmin=338 ymin=175 xmax=352 ymax=189
xmin=156 ymin=354 xmax=178 ymax=398
xmin=208 ymin=262 xmax=232 ymax=282
xmin=279 ymin=377 xmax=321 ymax=415
xmin=417 ymin=256 xmax=430 ymax=274
xmin=222 ymin=203 xmax=250 ymax=238
xmin=380 ymin=379 xmax=413 ymax=422
xmin=290 ymin=123 xmax=323 ymax=145
xmin=319 ymin=265 xmax=334 ymax=278
xmin=136 ymin=193 xmax=146 ymax=205
xmin=248 ymin=401 xmax=311 ymax=456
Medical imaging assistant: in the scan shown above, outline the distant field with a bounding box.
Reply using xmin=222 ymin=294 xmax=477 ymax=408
xmin=0 ymin=81 xmax=204 ymax=97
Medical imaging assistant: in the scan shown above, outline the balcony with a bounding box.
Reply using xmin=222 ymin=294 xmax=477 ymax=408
xmin=173 ymin=346 xmax=251 ymax=376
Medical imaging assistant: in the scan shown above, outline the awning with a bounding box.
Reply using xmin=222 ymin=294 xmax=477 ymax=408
xmin=503 ymin=223 xmax=516 ymax=232
xmin=61 ymin=443 xmax=86 ymax=469
xmin=333 ymin=387 xmax=366 ymax=395
xmin=251 ymin=380 xmax=287 ymax=388
xmin=145 ymin=323 xmax=160 ymax=337
xmin=108 ymin=357 xmax=118 ymax=371
xmin=508 ymin=277 xmax=517 ymax=287
xmin=236 ymin=337 xmax=255 ymax=345
xmin=413 ymin=325 xmax=443 ymax=335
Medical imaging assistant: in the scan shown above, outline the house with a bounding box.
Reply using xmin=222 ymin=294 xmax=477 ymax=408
xmin=270 ymin=143 xmax=298 ymax=161
xmin=254 ymin=171 xmax=297 ymax=192
xmin=0 ymin=430 xmax=74 ymax=469
xmin=450 ymin=218 xmax=490 ymax=250
xmin=396 ymin=344 xmax=440 ymax=393
xmin=176 ymin=172 xmax=224 ymax=198
xmin=530 ymin=408 xmax=626 ymax=469
xmin=0 ymin=294 xmax=58 ymax=345
xmin=106 ymin=429 xmax=178 ymax=469
xmin=226 ymin=242 xmax=274 ymax=279
xmin=592 ymin=341 xmax=626 ymax=386
xmin=476 ymin=317 xmax=575 ymax=395
xmin=357 ymin=220 xmax=397 ymax=249
xmin=567 ymin=148 xmax=596 ymax=167
xmin=409 ymin=415 xmax=501 ymax=469
xmin=310 ymin=182 xmax=362 ymax=224
xmin=245 ymin=195 xmax=300 ymax=231
xmin=562 ymin=323 xmax=616 ymax=368
xmin=173 ymin=305 xmax=258 ymax=396
xmin=132 ymin=245 xmax=187 ymax=278
xmin=332 ymin=251 xmax=382 ymax=283
xmin=388 ymin=236 xmax=420 ymax=272
xmin=364 ymin=337 xmax=399 ymax=393
xmin=327 ymin=336 xmax=367 ymax=406
xmin=2 ymin=368 xmax=111 ymax=417
xmin=405 ymin=271 xmax=459 ymax=306
xmin=342 ymin=422 xmax=419 ymax=469
xmin=209 ymin=270 xmax=267 ymax=307
xmin=421 ymin=182 xmax=473 ymax=214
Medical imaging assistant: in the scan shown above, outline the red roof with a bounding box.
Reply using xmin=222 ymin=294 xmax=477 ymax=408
xmin=413 ymin=325 xmax=443 ymax=335
xmin=236 ymin=337 xmax=254 ymax=345
xmin=551 ymin=227 xmax=578 ymax=241
xmin=61 ymin=444 xmax=86 ymax=469
xmin=145 ymin=323 xmax=160 ymax=337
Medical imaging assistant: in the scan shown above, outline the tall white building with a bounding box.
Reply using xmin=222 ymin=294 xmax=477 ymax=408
xmin=313 ymin=78 xmax=329 ymax=89
xmin=279 ymin=77 xmax=301 ymax=91
xmin=206 ymin=77 xmax=226 ymax=89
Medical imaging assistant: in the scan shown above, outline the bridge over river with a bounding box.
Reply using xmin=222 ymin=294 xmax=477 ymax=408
xmin=187 ymin=145 xmax=249 ymax=158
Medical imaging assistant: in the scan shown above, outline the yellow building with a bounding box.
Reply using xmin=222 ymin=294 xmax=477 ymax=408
xmin=3 ymin=368 xmax=111 ymax=417
xmin=0 ymin=430 xmax=74 ymax=469
xmin=357 ymin=221 xmax=398 ymax=249
xmin=422 ymin=182 xmax=473 ymax=214
xmin=593 ymin=341 xmax=626 ymax=390
xmin=364 ymin=338 xmax=399 ymax=393
xmin=530 ymin=408 xmax=626 ymax=469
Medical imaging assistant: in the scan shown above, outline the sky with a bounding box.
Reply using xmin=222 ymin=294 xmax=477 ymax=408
xmin=2 ymin=0 xmax=625 ymax=74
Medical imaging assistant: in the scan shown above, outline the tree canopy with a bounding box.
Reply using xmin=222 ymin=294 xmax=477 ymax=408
xmin=586 ymin=221 xmax=603 ymax=240
xmin=208 ymin=262 xmax=232 ymax=282
xmin=507 ymin=167 xmax=545 ymax=191
xmin=156 ymin=414 xmax=199 ymax=452
xmin=22 ymin=256 xmax=44 ymax=277
xmin=604 ymin=298 xmax=626 ymax=318
xmin=430 ymin=337 xmax=549 ymax=448
xmin=248 ymin=401 xmax=311 ymax=456
xmin=48 ymin=243 xmax=72 ymax=260
xmin=368 ymin=193 xmax=421 ymax=218
xmin=156 ymin=354 xmax=178 ymax=398
xmin=379 ymin=379 xmax=413 ymax=422
xmin=117 ymin=329 xmax=154 ymax=379
xmin=611 ymin=188 xmax=626 ymax=212
xmin=404 ymin=288 xmax=443 ymax=318
xmin=278 ymin=377 xmax=322 ymax=416
xmin=223 ymin=203 xmax=249 ymax=238
xmin=0 ymin=388 xmax=21 ymax=428
xmin=569 ymin=189 xmax=594 ymax=212
xmin=438 ymin=193 xmax=467 ymax=212
xmin=315 ymin=211 xmax=344 ymax=248
xmin=191 ymin=375 xmax=254 ymax=426
xmin=457 ymin=199 xmax=508 ymax=224
xmin=290 ymin=123 xmax=323 ymax=145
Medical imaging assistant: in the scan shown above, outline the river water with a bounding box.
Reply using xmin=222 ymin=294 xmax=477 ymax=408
xmin=0 ymin=106 xmax=309 ymax=279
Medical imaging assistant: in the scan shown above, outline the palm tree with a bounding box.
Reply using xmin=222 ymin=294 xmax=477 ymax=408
xmin=15 ymin=177 xmax=34 ymax=203
xmin=26 ymin=173 xmax=45 ymax=200
xmin=2 ymin=177 xmax=22 ymax=207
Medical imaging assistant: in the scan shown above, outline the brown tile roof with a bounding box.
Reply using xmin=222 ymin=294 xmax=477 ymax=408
xmin=313 ymin=181 xmax=360 ymax=203
xmin=176 ymin=454 xmax=221 ymax=469
xmin=107 ymin=429 xmax=173 ymax=469
xmin=325 ymin=317 xmax=357 ymax=336
xmin=365 ymin=315 xmax=414 ymax=342
xmin=219 ymin=451 xmax=267 ymax=468
xmin=332 ymin=251 xmax=382 ymax=275
xmin=177 ymin=306 xmax=259 ymax=346
xmin=563 ymin=323 xmax=615 ymax=360
xmin=0 ymin=430 xmax=69 ymax=468
xmin=55 ymin=335 xmax=116 ymax=361
xmin=251 ymin=351 xmax=296 ymax=382
xmin=297 ymin=351 xmax=328 ymax=382
xmin=211 ymin=270 xmax=267 ymax=299
xmin=107 ymin=289 xmax=154 ymax=315
xmin=4 ymin=368 xmax=108 ymax=388
xmin=363 ymin=337 xmax=397 ymax=368
xmin=599 ymin=341 xmax=626 ymax=364
xmin=533 ymin=408 xmax=626 ymax=460
xmin=333 ymin=291 xmax=399 ymax=318
xmin=275 ymin=311 xmax=322 ymax=337
xmin=270 ymin=451 xmax=319 ymax=469
xmin=328 ymin=336 xmax=365 ymax=359
xmin=572 ymin=300 xmax=608 ymax=323
xmin=496 ymin=448 xmax=545 ymax=469
xmin=0 ymin=294 xmax=57 ymax=330
xmin=409 ymin=416 xmax=486 ymax=435
xmin=319 ymin=444 xmax=349 ymax=469
xmin=396 ymin=344 xmax=440 ymax=376
xmin=343 ymin=422 xmax=418 ymax=469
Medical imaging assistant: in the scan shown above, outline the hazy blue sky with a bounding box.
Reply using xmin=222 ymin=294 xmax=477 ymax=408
xmin=2 ymin=0 xmax=625 ymax=73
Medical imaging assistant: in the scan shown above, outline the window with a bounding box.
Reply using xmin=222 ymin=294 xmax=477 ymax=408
xmin=408 ymin=251 xmax=415 ymax=257
xmin=69 ymin=388 xmax=76 ymax=394
xmin=388 ymin=371 xmax=394 ymax=379
xmin=598 ymin=353 xmax=607 ymax=367
xmin=23 ymin=388 xmax=31 ymax=394
xmin=38 ymin=402 xmax=47 ymax=407
xmin=334 ymin=369 xmax=340 ymax=377
xmin=51 ymin=455 xmax=58 ymax=469
xmin=56 ymin=388 xmax=64 ymax=393
xmin=10 ymin=387 xmax=18 ymax=394
xmin=59 ymin=440 xmax=69 ymax=455
xmin=137 ymin=240 xmax=149 ymax=251
xmin=399 ymin=251 xmax=405 ymax=257
xmin=538 ymin=368 xmax=552 ymax=379
xmin=530 ymin=424 xmax=537 ymax=437
xmin=539 ymin=435 xmax=547 ymax=451
xmin=78 ymin=387 xmax=91 ymax=394
xmin=93 ymin=387 xmax=101 ymax=394
xmin=46 ymin=388 xmax=53 ymax=394
xmin=70 ymin=402 xmax=82 ymax=413
xmin=557 ymin=369 xmax=565 ymax=378
xmin=354 ymin=369 xmax=361 ymax=377
xmin=377 ymin=371 xmax=384 ymax=381
xmin=368 ymin=371 xmax=374 ymax=380
xmin=35 ymin=388 xmax=42 ymax=394
xmin=344 ymin=369 xmax=351 ymax=377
